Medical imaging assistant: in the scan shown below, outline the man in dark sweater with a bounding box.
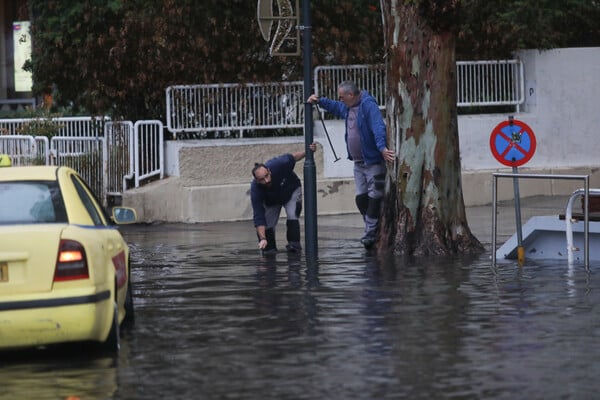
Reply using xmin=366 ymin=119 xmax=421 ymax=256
xmin=250 ymin=144 xmax=316 ymax=253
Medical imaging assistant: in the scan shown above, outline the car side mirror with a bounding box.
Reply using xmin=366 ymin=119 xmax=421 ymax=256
xmin=111 ymin=207 xmax=137 ymax=224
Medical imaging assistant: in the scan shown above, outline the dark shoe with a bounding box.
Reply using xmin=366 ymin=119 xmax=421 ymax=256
xmin=285 ymin=242 xmax=302 ymax=253
xmin=261 ymin=248 xmax=278 ymax=256
xmin=360 ymin=236 xmax=376 ymax=249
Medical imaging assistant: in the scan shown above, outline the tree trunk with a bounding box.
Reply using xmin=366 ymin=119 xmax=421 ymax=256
xmin=379 ymin=1 xmax=484 ymax=256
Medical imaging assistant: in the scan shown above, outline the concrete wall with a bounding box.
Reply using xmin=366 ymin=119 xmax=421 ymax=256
xmin=123 ymin=47 xmax=600 ymax=223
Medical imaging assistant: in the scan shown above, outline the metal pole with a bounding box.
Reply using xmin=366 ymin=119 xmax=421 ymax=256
xmin=302 ymin=0 xmax=318 ymax=261
xmin=585 ymin=176 xmax=590 ymax=269
xmin=492 ymin=174 xmax=498 ymax=266
xmin=507 ymin=116 xmax=524 ymax=266
xmin=512 ymin=165 xmax=524 ymax=265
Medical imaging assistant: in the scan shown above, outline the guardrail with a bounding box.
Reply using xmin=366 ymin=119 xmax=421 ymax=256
xmin=0 ymin=134 xmax=48 ymax=165
xmin=166 ymin=60 xmax=524 ymax=138
xmin=492 ymin=173 xmax=592 ymax=268
xmin=456 ymin=60 xmax=524 ymax=110
xmin=0 ymin=118 xmax=164 ymax=206
xmin=0 ymin=116 xmax=109 ymax=137
xmin=314 ymin=64 xmax=386 ymax=111
xmin=166 ymin=81 xmax=304 ymax=138
xmin=315 ymin=61 xmax=524 ymax=113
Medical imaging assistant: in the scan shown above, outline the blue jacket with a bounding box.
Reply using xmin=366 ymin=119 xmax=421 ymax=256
xmin=318 ymin=90 xmax=387 ymax=164
xmin=250 ymin=153 xmax=301 ymax=227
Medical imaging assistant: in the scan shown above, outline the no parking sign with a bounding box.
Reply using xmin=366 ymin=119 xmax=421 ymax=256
xmin=489 ymin=118 xmax=536 ymax=167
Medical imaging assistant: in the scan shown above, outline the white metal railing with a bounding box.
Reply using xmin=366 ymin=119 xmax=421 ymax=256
xmin=0 ymin=135 xmax=48 ymax=165
xmin=166 ymin=81 xmax=304 ymax=137
xmin=0 ymin=116 xmax=109 ymax=137
xmin=565 ymin=188 xmax=600 ymax=264
xmin=315 ymin=61 xmax=524 ymax=113
xmin=133 ymin=120 xmax=164 ymax=187
xmin=51 ymin=136 xmax=107 ymax=201
xmin=314 ymin=64 xmax=386 ymax=111
xmin=165 ymin=61 xmax=524 ymax=137
xmin=456 ymin=60 xmax=524 ymax=110
xmin=0 ymin=118 xmax=164 ymax=205
xmin=105 ymin=121 xmax=135 ymax=197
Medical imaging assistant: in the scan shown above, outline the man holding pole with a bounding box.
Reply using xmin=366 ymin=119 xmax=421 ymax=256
xmin=250 ymin=144 xmax=316 ymax=254
xmin=308 ymin=81 xmax=394 ymax=249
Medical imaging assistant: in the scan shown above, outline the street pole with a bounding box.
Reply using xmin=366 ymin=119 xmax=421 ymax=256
xmin=302 ymin=0 xmax=318 ymax=262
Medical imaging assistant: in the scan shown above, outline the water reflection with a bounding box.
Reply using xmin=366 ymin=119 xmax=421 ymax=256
xmin=1 ymin=222 xmax=599 ymax=399
xmin=0 ymin=345 xmax=120 ymax=400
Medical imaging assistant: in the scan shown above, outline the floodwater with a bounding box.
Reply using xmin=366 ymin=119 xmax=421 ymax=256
xmin=1 ymin=209 xmax=600 ymax=399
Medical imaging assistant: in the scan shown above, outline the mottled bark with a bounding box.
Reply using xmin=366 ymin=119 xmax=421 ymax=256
xmin=379 ymin=1 xmax=483 ymax=256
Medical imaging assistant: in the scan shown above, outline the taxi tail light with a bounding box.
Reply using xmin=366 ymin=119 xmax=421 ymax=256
xmin=54 ymin=239 xmax=89 ymax=281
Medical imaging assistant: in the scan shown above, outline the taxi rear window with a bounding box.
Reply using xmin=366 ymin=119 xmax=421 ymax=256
xmin=0 ymin=181 xmax=68 ymax=224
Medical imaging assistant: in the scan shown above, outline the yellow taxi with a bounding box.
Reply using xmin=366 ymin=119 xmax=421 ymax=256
xmin=0 ymin=165 xmax=137 ymax=352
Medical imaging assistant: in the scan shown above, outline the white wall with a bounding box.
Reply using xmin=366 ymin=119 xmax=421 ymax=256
xmin=309 ymin=47 xmax=600 ymax=177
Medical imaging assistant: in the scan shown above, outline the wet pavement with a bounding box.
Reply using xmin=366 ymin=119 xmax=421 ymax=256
xmin=2 ymin=196 xmax=600 ymax=399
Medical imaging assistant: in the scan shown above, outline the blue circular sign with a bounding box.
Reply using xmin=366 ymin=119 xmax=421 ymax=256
xmin=489 ymin=119 xmax=536 ymax=167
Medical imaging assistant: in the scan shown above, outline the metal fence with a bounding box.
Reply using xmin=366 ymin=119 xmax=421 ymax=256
xmin=315 ymin=61 xmax=524 ymax=113
xmin=165 ymin=60 xmax=524 ymax=137
xmin=51 ymin=136 xmax=107 ymax=199
xmin=0 ymin=116 xmax=109 ymax=137
xmin=105 ymin=121 xmax=135 ymax=198
xmin=134 ymin=120 xmax=164 ymax=187
xmin=0 ymin=135 xmax=48 ymax=165
xmin=456 ymin=60 xmax=524 ymax=110
xmin=0 ymin=117 xmax=164 ymax=206
xmin=314 ymin=64 xmax=386 ymax=111
xmin=166 ymin=81 xmax=304 ymax=138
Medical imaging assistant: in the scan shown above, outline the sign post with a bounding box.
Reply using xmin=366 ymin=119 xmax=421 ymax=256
xmin=490 ymin=116 xmax=537 ymax=265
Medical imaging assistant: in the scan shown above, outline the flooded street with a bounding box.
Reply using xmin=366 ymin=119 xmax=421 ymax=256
xmin=2 ymin=210 xmax=600 ymax=399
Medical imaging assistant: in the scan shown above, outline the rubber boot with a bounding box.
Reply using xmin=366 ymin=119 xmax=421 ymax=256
xmin=355 ymin=193 xmax=369 ymax=217
xmin=286 ymin=219 xmax=302 ymax=252
xmin=263 ymin=227 xmax=277 ymax=254
xmin=361 ymin=197 xmax=382 ymax=249
xmin=356 ymin=193 xmax=371 ymax=246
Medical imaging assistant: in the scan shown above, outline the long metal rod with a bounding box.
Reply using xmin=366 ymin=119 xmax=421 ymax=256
xmin=313 ymin=104 xmax=341 ymax=162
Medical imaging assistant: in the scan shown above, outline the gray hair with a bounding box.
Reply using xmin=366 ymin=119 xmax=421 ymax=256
xmin=338 ymin=81 xmax=360 ymax=96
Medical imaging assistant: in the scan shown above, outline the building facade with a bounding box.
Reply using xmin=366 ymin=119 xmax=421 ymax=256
xmin=0 ymin=0 xmax=33 ymax=108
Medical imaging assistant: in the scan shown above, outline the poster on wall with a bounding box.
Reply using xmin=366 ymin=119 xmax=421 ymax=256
xmin=13 ymin=21 xmax=32 ymax=92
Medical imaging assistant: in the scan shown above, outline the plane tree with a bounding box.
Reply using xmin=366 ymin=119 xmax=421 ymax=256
xmin=378 ymin=0 xmax=482 ymax=256
xmin=377 ymin=0 xmax=600 ymax=255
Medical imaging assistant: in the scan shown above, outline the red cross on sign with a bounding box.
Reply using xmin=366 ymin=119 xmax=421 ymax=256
xmin=489 ymin=119 xmax=536 ymax=167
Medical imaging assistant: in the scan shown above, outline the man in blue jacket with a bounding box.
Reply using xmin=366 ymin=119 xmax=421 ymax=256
xmin=308 ymin=81 xmax=395 ymax=249
xmin=251 ymin=144 xmax=316 ymax=254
